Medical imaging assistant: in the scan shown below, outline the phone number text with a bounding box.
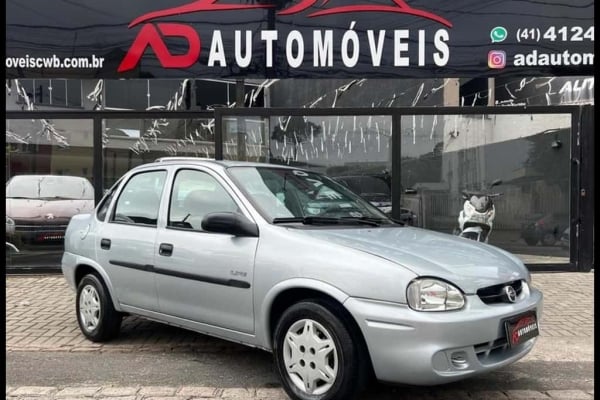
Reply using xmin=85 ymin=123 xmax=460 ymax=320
xmin=516 ymin=26 xmax=594 ymax=43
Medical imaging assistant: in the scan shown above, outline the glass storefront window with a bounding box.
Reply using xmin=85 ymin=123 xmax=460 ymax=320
xmin=6 ymin=118 xmax=94 ymax=269
xmin=400 ymin=113 xmax=571 ymax=264
xmin=102 ymin=117 xmax=216 ymax=188
xmin=223 ymin=115 xmax=398 ymax=221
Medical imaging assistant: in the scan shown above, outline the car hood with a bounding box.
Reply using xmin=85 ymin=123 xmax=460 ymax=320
xmin=295 ymin=226 xmax=527 ymax=293
xmin=6 ymin=198 xmax=95 ymax=220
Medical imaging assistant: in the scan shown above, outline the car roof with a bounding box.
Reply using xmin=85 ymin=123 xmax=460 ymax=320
xmin=135 ymin=157 xmax=304 ymax=172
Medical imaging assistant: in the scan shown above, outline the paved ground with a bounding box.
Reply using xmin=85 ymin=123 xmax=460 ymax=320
xmin=6 ymin=272 xmax=595 ymax=399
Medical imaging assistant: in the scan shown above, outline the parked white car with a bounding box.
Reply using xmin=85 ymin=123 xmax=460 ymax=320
xmin=62 ymin=158 xmax=542 ymax=400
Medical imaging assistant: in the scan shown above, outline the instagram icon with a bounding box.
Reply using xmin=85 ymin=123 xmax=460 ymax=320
xmin=488 ymin=50 xmax=507 ymax=69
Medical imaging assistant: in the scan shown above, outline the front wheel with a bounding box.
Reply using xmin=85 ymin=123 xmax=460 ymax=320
xmin=76 ymin=273 xmax=122 ymax=342
xmin=273 ymin=301 xmax=367 ymax=400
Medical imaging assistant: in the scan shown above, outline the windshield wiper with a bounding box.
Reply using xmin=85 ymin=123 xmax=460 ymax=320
xmin=339 ymin=216 xmax=386 ymax=226
xmin=272 ymin=216 xmax=380 ymax=226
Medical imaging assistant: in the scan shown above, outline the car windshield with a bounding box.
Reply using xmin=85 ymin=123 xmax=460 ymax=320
xmin=337 ymin=176 xmax=390 ymax=196
xmin=227 ymin=166 xmax=393 ymax=225
xmin=6 ymin=175 xmax=94 ymax=200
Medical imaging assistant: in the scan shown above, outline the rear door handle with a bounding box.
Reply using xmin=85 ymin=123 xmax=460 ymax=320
xmin=100 ymin=238 xmax=111 ymax=250
xmin=159 ymin=243 xmax=173 ymax=257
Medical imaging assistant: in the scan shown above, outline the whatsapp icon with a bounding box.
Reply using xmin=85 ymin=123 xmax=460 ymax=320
xmin=490 ymin=26 xmax=508 ymax=43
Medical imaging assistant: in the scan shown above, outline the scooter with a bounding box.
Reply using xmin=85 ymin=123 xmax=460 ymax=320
xmin=455 ymin=179 xmax=503 ymax=243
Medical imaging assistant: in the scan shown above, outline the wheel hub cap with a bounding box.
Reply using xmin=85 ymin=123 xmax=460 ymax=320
xmin=283 ymin=319 xmax=338 ymax=395
xmin=79 ymin=285 xmax=101 ymax=332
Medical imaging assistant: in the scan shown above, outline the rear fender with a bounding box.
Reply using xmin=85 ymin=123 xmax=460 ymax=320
xmin=72 ymin=256 xmax=122 ymax=312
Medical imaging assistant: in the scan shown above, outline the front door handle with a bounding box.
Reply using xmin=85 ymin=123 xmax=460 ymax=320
xmin=100 ymin=238 xmax=111 ymax=250
xmin=159 ymin=243 xmax=173 ymax=257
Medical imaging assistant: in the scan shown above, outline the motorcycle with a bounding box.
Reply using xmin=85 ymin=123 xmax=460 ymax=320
xmin=455 ymin=179 xmax=503 ymax=243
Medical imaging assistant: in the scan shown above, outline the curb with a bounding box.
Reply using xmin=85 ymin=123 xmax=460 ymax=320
xmin=5 ymin=386 xmax=595 ymax=400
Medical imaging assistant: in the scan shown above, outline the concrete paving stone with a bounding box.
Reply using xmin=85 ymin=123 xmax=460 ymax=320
xmin=221 ymin=388 xmax=257 ymax=399
xmin=99 ymin=387 xmax=140 ymax=397
xmin=55 ymin=386 xmax=102 ymax=397
xmin=98 ymin=397 xmax=137 ymax=400
xmin=10 ymin=386 xmax=57 ymax=396
xmin=469 ymin=391 xmax=509 ymax=400
xmin=428 ymin=390 xmax=471 ymax=400
xmin=49 ymin=398 xmax=89 ymax=400
xmin=177 ymin=386 xmax=223 ymax=399
xmin=144 ymin=397 xmax=191 ymax=400
xmin=254 ymin=388 xmax=287 ymax=399
xmin=545 ymin=390 xmax=593 ymax=399
xmin=139 ymin=387 xmax=179 ymax=397
xmin=506 ymin=390 xmax=550 ymax=399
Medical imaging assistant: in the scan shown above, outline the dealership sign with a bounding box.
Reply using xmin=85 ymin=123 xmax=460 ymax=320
xmin=5 ymin=0 xmax=595 ymax=78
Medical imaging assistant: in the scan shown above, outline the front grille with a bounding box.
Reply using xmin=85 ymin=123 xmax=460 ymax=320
xmin=15 ymin=225 xmax=68 ymax=232
xmin=477 ymin=280 xmax=523 ymax=304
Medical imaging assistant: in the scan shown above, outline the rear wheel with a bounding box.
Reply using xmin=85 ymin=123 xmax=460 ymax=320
xmin=541 ymin=232 xmax=557 ymax=246
xmin=524 ymin=236 xmax=539 ymax=246
xmin=273 ymin=300 xmax=367 ymax=400
xmin=76 ymin=274 xmax=122 ymax=342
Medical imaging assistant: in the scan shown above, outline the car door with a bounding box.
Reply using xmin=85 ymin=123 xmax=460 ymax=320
xmin=95 ymin=169 xmax=167 ymax=312
xmin=154 ymin=167 xmax=258 ymax=334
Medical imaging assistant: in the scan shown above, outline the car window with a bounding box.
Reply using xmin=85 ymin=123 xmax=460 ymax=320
xmin=168 ymin=169 xmax=241 ymax=231
xmin=227 ymin=167 xmax=392 ymax=223
xmin=96 ymin=179 xmax=123 ymax=221
xmin=110 ymin=170 xmax=167 ymax=226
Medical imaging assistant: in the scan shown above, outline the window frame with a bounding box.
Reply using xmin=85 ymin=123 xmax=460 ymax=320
xmin=108 ymin=169 xmax=168 ymax=228
xmin=95 ymin=177 xmax=124 ymax=222
xmin=166 ymin=167 xmax=249 ymax=233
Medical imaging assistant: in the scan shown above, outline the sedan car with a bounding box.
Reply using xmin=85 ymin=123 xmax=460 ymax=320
xmin=62 ymin=158 xmax=542 ymax=400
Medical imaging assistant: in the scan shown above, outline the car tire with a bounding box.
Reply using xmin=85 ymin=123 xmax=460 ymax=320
xmin=76 ymin=273 xmax=122 ymax=342
xmin=541 ymin=233 xmax=557 ymax=246
xmin=273 ymin=300 xmax=368 ymax=400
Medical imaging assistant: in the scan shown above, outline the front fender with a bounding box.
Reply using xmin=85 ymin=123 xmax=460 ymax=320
xmin=257 ymin=278 xmax=350 ymax=350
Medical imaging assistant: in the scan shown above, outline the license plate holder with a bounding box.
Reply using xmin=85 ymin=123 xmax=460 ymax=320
xmin=504 ymin=311 xmax=539 ymax=347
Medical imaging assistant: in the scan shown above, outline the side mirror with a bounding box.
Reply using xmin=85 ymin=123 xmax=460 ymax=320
xmin=491 ymin=179 xmax=502 ymax=187
xmin=404 ymin=188 xmax=417 ymax=194
xmin=201 ymin=212 xmax=259 ymax=237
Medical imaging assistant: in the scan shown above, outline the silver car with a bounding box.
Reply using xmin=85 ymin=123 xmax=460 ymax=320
xmin=62 ymin=158 xmax=542 ymax=400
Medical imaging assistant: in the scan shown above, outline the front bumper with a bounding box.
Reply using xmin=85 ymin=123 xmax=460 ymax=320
xmin=344 ymin=286 xmax=543 ymax=385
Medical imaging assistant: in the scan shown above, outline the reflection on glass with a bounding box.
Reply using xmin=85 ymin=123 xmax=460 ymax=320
xmin=6 ymin=119 xmax=94 ymax=270
xmin=223 ymin=115 xmax=403 ymax=221
xmin=223 ymin=117 xmax=268 ymax=162
xmin=103 ymin=118 xmax=216 ymax=187
xmin=228 ymin=166 xmax=391 ymax=224
xmin=400 ymin=113 xmax=571 ymax=263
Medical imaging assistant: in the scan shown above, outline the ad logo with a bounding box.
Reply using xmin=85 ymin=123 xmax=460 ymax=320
xmin=118 ymin=0 xmax=453 ymax=73
xmin=128 ymin=0 xmax=453 ymax=28
xmin=118 ymin=24 xmax=201 ymax=72
xmin=488 ymin=50 xmax=507 ymax=69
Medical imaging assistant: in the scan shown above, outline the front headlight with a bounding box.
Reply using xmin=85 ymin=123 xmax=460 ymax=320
xmin=407 ymin=278 xmax=465 ymax=311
